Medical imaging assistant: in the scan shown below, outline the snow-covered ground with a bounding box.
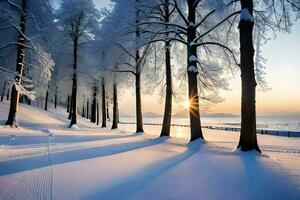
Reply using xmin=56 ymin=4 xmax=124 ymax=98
xmin=0 ymin=101 xmax=299 ymax=200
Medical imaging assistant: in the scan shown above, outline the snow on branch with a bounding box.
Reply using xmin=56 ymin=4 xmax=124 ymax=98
xmin=240 ymin=8 xmax=254 ymax=22
xmin=188 ymin=65 xmax=198 ymax=73
xmin=14 ymin=82 xmax=36 ymax=100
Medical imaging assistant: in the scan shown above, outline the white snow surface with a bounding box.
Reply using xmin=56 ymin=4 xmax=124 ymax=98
xmin=0 ymin=101 xmax=299 ymax=200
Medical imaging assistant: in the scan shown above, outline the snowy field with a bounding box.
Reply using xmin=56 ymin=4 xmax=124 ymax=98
xmin=0 ymin=101 xmax=299 ymax=200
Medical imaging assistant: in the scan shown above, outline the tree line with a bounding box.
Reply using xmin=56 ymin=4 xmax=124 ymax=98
xmin=0 ymin=0 xmax=299 ymax=152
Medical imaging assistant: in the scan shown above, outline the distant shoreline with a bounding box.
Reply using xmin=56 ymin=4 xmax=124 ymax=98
xmin=119 ymin=121 xmax=300 ymax=138
xmin=120 ymin=114 xmax=300 ymax=118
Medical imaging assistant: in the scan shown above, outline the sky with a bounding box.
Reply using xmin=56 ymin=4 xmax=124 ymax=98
xmin=93 ymin=0 xmax=300 ymax=116
xmin=217 ymin=23 xmax=300 ymax=116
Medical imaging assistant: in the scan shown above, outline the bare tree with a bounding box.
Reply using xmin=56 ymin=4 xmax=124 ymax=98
xmin=1 ymin=0 xmax=55 ymax=127
xmin=62 ymin=10 xmax=85 ymax=127
xmin=147 ymin=0 xmax=175 ymax=137
xmin=5 ymin=0 xmax=27 ymax=126
xmin=101 ymin=77 xmax=107 ymax=128
xmin=57 ymin=0 xmax=101 ymax=127
xmin=138 ymin=0 xmax=239 ymax=141
xmin=112 ymin=65 xmax=119 ymax=129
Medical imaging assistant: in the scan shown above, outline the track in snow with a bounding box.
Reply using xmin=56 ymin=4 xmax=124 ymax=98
xmin=0 ymin=135 xmax=53 ymax=200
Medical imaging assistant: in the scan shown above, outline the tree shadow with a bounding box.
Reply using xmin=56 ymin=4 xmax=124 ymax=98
xmin=85 ymin=139 xmax=204 ymax=200
xmin=0 ymin=134 xmax=135 ymax=146
xmin=0 ymin=137 xmax=168 ymax=176
xmin=228 ymin=150 xmax=300 ymax=200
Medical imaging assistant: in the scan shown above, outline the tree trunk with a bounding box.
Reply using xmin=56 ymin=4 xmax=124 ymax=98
xmin=135 ymin=0 xmax=144 ymax=133
xmin=54 ymin=93 xmax=57 ymax=108
xmin=96 ymin=101 xmax=99 ymax=125
xmin=160 ymin=2 xmax=172 ymax=136
xmin=101 ymin=78 xmax=106 ymax=128
xmin=91 ymin=85 xmax=97 ymax=123
xmin=82 ymin=105 xmax=85 ymax=118
xmin=161 ymin=41 xmax=172 ymax=137
xmin=68 ymin=94 xmax=73 ymax=120
xmin=5 ymin=0 xmax=27 ymax=127
xmin=44 ymin=90 xmax=49 ymax=111
xmin=6 ymin=88 xmax=9 ymax=100
xmin=187 ymin=1 xmax=203 ymax=141
xmin=67 ymin=95 xmax=70 ymax=113
xmin=237 ymin=0 xmax=260 ymax=152
xmin=69 ymin=38 xmax=78 ymax=127
xmin=86 ymin=100 xmax=89 ymax=119
xmin=112 ymin=82 xmax=118 ymax=129
xmin=135 ymin=73 xmax=143 ymax=133
xmin=107 ymin=102 xmax=110 ymax=121
xmin=117 ymin=108 xmax=119 ymax=123
xmin=1 ymin=81 xmax=7 ymax=102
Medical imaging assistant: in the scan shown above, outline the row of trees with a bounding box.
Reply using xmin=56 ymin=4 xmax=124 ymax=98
xmin=0 ymin=0 xmax=118 ymax=130
xmin=101 ymin=0 xmax=299 ymax=152
xmin=1 ymin=0 xmax=299 ymax=152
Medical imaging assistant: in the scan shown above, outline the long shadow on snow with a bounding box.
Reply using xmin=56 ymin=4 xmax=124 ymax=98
xmin=237 ymin=151 xmax=300 ymax=200
xmin=85 ymin=139 xmax=204 ymax=200
xmin=195 ymin=146 xmax=300 ymax=200
xmin=0 ymin=134 xmax=134 ymax=146
xmin=19 ymin=121 xmax=66 ymax=130
xmin=0 ymin=137 xmax=167 ymax=176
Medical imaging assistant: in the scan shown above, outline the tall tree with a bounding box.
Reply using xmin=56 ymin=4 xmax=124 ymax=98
xmin=96 ymin=101 xmax=99 ymax=125
xmin=134 ymin=0 xmax=144 ymax=133
xmin=158 ymin=0 xmax=174 ymax=137
xmin=236 ymin=0 xmax=299 ymax=151
xmin=67 ymin=95 xmax=70 ymax=113
xmin=237 ymin=0 xmax=259 ymax=151
xmin=44 ymin=90 xmax=49 ymax=111
xmin=112 ymin=65 xmax=119 ymax=129
xmin=97 ymin=0 xmax=150 ymax=133
xmin=101 ymin=77 xmax=107 ymax=128
xmin=57 ymin=0 xmax=101 ymax=128
xmin=0 ymin=0 xmax=55 ymax=126
xmin=5 ymin=0 xmax=27 ymax=126
xmin=139 ymin=0 xmax=238 ymax=141
xmin=86 ymin=99 xmax=89 ymax=119
xmin=90 ymin=83 xmax=97 ymax=123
